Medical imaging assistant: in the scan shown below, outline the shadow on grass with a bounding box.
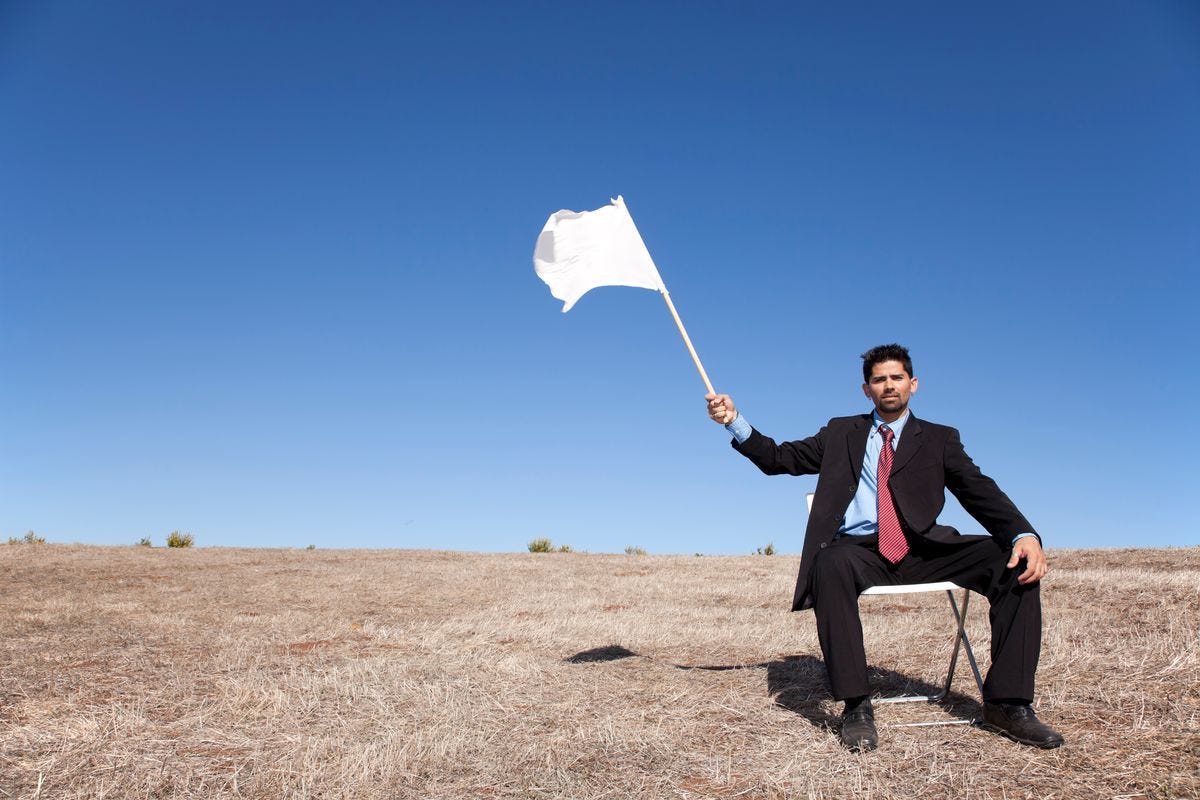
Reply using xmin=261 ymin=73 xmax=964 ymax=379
xmin=564 ymin=645 xmax=639 ymax=663
xmin=669 ymin=654 xmax=837 ymax=730
xmin=564 ymin=646 xmax=980 ymax=730
xmin=675 ymin=655 xmax=981 ymax=730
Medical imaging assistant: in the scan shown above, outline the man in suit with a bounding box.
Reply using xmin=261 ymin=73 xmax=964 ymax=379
xmin=705 ymin=343 xmax=1063 ymax=752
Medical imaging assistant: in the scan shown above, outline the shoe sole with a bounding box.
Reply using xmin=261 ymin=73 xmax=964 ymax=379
xmin=975 ymin=720 xmax=1064 ymax=749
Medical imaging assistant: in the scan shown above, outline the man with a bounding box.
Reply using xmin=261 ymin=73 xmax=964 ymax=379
xmin=705 ymin=344 xmax=1063 ymax=752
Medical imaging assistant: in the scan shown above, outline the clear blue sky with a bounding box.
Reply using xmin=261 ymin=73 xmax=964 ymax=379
xmin=2 ymin=2 xmax=1197 ymax=552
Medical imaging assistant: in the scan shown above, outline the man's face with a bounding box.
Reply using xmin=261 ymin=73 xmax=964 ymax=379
xmin=862 ymin=360 xmax=918 ymax=418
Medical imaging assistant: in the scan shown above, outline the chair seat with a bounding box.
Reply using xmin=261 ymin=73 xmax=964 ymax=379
xmin=861 ymin=581 xmax=960 ymax=595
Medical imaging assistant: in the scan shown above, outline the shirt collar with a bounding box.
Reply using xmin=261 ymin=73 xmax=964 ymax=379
xmin=872 ymin=409 xmax=911 ymax=439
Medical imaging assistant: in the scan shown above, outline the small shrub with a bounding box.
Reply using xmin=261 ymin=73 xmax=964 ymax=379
xmin=306 ymin=544 xmax=316 ymax=550
xmin=756 ymin=542 xmax=776 ymax=556
xmin=624 ymin=545 xmax=647 ymax=556
xmin=7 ymin=530 xmax=45 ymax=545
xmin=137 ymin=537 xmax=153 ymax=547
xmin=528 ymin=538 xmax=554 ymax=553
xmin=166 ymin=531 xmax=194 ymax=548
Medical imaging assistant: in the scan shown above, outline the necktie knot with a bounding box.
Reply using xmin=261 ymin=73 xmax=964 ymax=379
xmin=879 ymin=424 xmax=893 ymax=444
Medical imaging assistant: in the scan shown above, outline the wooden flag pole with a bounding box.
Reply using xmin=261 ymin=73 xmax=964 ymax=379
xmin=660 ymin=290 xmax=714 ymax=395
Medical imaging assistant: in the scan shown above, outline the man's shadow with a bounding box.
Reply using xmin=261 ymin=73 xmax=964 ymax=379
xmin=565 ymin=647 xmax=979 ymax=729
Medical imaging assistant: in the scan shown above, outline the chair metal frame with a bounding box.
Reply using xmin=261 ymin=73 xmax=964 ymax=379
xmin=859 ymin=581 xmax=986 ymax=727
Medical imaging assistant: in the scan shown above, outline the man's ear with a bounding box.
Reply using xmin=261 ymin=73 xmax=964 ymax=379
xmin=861 ymin=383 xmax=870 ymax=398
xmin=910 ymin=377 xmax=919 ymax=394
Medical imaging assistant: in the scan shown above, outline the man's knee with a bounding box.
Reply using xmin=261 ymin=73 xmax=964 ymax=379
xmin=984 ymin=560 xmax=1043 ymax=608
xmin=811 ymin=541 xmax=867 ymax=588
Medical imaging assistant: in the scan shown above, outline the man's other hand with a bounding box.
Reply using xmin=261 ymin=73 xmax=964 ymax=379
xmin=705 ymin=393 xmax=737 ymax=425
xmin=1008 ymin=537 xmax=1048 ymax=585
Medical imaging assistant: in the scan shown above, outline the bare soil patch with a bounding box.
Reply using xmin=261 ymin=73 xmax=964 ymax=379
xmin=1 ymin=545 xmax=1197 ymax=798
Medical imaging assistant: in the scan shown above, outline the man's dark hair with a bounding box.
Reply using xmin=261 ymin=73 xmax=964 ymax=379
xmin=861 ymin=343 xmax=913 ymax=382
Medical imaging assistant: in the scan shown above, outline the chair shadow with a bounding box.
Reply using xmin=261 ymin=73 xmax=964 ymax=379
xmin=675 ymin=655 xmax=981 ymax=729
xmin=565 ymin=646 xmax=980 ymax=729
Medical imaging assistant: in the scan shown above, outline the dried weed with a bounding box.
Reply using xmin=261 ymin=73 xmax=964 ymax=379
xmin=0 ymin=545 xmax=1196 ymax=798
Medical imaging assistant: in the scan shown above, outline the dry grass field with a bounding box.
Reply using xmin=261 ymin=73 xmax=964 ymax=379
xmin=1 ymin=544 xmax=1197 ymax=799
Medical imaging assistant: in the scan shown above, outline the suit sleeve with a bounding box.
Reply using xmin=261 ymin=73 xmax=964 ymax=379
xmin=731 ymin=424 xmax=826 ymax=477
xmin=943 ymin=427 xmax=1039 ymax=546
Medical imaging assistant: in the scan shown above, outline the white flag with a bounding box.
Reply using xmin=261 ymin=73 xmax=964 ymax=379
xmin=533 ymin=196 xmax=666 ymax=312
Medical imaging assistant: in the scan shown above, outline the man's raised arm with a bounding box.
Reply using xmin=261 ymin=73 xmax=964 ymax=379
xmin=705 ymin=393 xmax=824 ymax=476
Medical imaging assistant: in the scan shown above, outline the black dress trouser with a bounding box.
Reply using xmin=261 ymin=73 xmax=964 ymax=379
xmin=809 ymin=532 xmax=1041 ymax=703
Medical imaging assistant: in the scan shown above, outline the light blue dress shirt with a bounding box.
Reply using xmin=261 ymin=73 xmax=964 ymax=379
xmin=840 ymin=412 xmax=910 ymax=536
xmin=724 ymin=411 xmax=1034 ymax=545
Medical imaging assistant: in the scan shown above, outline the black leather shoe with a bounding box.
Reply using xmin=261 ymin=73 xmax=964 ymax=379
xmin=840 ymin=706 xmax=878 ymax=752
xmin=979 ymin=702 xmax=1064 ymax=749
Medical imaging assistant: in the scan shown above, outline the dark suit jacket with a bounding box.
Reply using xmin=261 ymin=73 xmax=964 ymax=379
xmin=732 ymin=413 xmax=1036 ymax=611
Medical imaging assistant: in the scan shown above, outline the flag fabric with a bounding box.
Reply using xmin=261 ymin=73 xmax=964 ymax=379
xmin=533 ymin=196 xmax=666 ymax=312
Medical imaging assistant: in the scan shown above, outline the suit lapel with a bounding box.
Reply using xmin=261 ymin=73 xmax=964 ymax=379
xmin=890 ymin=414 xmax=923 ymax=475
xmin=846 ymin=414 xmax=871 ymax=479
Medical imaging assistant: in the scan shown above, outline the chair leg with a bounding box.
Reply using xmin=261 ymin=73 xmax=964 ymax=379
xmin=945 ymin=589 xmax=985 ymax=698
xmin=875 ymin=589 xmax=986 ymax=727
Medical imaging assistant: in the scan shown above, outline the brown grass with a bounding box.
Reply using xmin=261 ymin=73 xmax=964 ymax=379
xmin=1 ymin=545 xmax=1197 ymax=799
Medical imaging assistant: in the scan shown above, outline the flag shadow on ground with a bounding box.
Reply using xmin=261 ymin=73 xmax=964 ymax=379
xmin=564 ymin=645 xmax=640 ymax=663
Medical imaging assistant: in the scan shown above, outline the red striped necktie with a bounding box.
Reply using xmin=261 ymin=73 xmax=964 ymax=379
xmin=877 ymin=424 xmax=909 ymax=564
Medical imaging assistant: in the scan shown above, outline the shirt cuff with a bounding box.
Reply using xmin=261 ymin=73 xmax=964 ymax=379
xmin=1012 ymin=532 xmax=1037 ymax=545
xmin=725 ymin=413 xmax=752 ymax=444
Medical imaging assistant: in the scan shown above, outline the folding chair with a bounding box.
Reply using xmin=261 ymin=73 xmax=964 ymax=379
xmin=807 ymin=494 xmax=986 ymax=726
